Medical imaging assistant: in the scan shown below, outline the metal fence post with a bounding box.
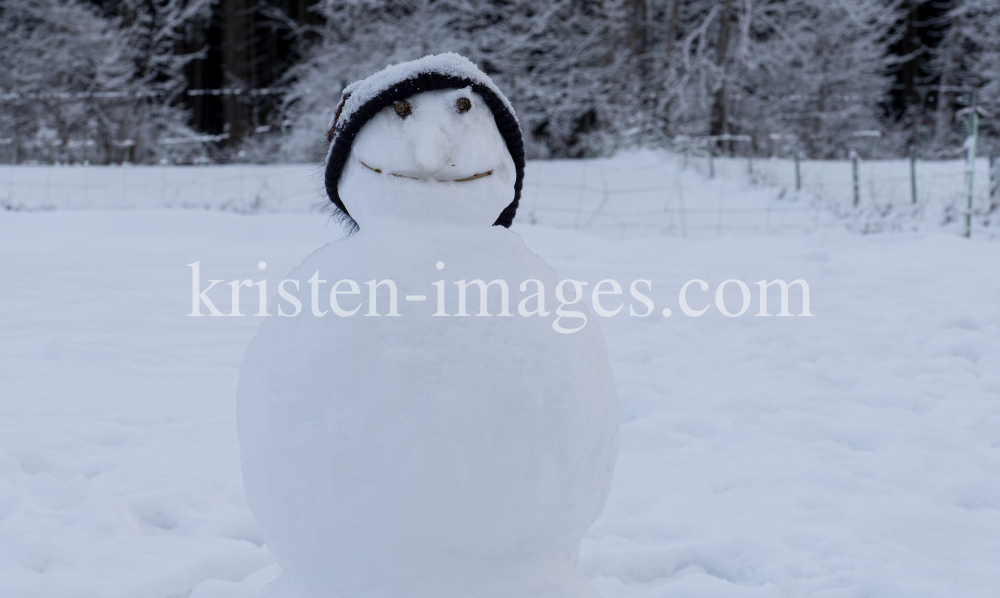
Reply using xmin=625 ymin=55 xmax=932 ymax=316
xmin=964 ymin=93 xmax=978 ymax=238
xmin=910 ymin=155 xmax=917 ymax=204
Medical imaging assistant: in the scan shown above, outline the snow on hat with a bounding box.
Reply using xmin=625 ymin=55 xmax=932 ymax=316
xmin=324 ymin=53 xmax=525 ymax=232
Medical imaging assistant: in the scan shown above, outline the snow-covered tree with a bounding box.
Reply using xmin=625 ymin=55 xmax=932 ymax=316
xmin=0 ymin=0 xmax=205 ymax=164
xmin=280 ymin=0 xmax=907 ymax=160
xmin=929 ymin=0 xmax=1000 ymax=155
xmin=660 ymin=0 xmax=900 ymax=157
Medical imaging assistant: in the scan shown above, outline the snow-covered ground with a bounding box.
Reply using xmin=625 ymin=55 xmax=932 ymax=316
xmin=2 ymin=153 xmax=1000 ymax=597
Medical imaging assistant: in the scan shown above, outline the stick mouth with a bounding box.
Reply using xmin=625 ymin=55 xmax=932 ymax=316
xmin=359 ymin=160 xmax=493 ymax=183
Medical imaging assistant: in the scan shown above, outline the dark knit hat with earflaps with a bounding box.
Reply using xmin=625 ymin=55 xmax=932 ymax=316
xmin=323 ymin=54 xmax=525 ymax=233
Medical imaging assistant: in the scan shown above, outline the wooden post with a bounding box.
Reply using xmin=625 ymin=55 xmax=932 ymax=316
xmin=850 ymin=150 xmax=859 ymax=207
xmin=239 ymin=132 xmax=249 ymax=204
xmin=160 ymin=142 xmax=169 ymax=205
xmin=795 ymin=152 xmax=801 ymax=191
xmin=918 ymin=123 xmax=925 ymax=160
xmin=7 ymin=140 xmax=16 ymax=204
xmin=46 ymin=141 xmax=56 ymax=203
xmin=83 ymin=141 xmax=93 ymax=204
xmin=990 ymin=154 xmax=997 ymax=201
xmin=910 ymin=155 xmax=917 ymax=204
xmin=200 ymin=140 xmax=209 ymax=204
xmin=122 ymin=141 xmax=134 ymax=205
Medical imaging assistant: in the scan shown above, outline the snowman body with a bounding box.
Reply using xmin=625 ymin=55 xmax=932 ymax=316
xmin=237 ymin=54 xmax=619 ymax=598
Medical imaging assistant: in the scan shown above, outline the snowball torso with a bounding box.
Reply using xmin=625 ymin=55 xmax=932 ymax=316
xmin=237 ymin=226 xmax=619 ymax=598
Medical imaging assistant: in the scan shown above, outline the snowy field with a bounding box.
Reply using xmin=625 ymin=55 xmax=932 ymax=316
xmin=2 ymin=154 xmax=1000 ymax=597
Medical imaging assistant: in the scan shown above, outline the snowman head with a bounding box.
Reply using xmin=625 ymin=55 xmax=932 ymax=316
xmin=324 ymin=54 xmax=525 ymax=232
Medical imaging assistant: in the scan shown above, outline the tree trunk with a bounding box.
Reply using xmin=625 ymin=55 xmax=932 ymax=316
xmin=222 ymin=0 xmax=255 ymax=139
xmin=627 ymin=0 xmax=647 ymax=57
xmin=709 ymin=0 xmax=732 ymax=138
xmin=666 ymin=0 xmax=680 ymax=57
xmin=933 ymin=13 xmax=959 ymax=151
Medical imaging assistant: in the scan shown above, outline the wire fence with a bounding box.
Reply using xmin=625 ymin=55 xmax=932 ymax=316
xmin=2 ymin=150 xmax=998 ymax=238
xmin=519 ymin=151 xmax=1000 ymax=237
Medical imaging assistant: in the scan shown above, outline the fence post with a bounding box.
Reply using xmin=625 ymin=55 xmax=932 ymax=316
xmin=239 ymin=132 xmax=249 ymax=205
xmin=965 ymin=93 xmax=978 ymax=238
xmin=84 ymin=140 xmax=93 ymax=204
xmin=8 ymin=140 xmax=18 ymax=204
xmin=46 ymin=141 xmax=56 ymax=204
xmin=122 ymin=140 xmax=134 ymax=205
xmin=850 ymin=149 xmax=859 ymax=207
xmin=200 ymin=141 xmax=209 ymax=204
xmin=574 ymin=147 xmax=589 ymax=228
xmin=910 ymin=155 xmax=917 ymax=204
xmin=990 ymin=154 xmax=996 ymax=202
xmin=708 ymin=149 xmax=715 ymax=180
xmin=279 ymin=122 xmax=287 ymax=203
xmin=794 ymin=152 xmax=801 ymax=191
xmin=160 ymin=142 xmax=170 ymax=205
xmin=918 ymin=123 xmax=925 ymax=160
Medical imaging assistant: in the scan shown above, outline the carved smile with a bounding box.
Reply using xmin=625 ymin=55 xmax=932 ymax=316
xmin=359 ymin=160 xmax=493 ymax=182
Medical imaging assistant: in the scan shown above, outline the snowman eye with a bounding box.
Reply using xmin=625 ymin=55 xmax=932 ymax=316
xmin=394 ymin=100 xmax=412 ymax=119
xmin=456 ymin=97 xmax=471 ymax=113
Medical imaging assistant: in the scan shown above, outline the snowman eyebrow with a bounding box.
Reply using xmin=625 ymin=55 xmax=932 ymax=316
xmin=358 ymin=160 xmax=381 ymax=173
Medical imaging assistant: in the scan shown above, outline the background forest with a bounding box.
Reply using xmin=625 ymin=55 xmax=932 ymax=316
xmin=1 ymin=0 xmax=998 ymax=164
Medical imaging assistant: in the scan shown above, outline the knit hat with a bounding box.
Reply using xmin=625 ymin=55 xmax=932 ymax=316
xmin=324 ymin=53 xmax=525 ymax=232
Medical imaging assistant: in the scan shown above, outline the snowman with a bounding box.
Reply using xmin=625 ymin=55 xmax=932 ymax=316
xmin=237 ymin=53 xmax=619 ymax=598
